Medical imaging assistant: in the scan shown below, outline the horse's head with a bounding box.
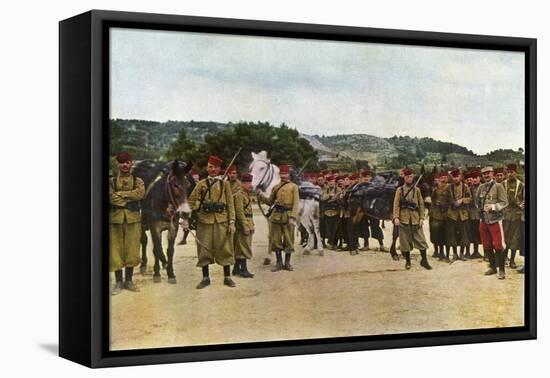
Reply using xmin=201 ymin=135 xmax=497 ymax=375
xmin=249 ymin=151 xmax=280 ymax=195
xmin=167 ymin=160 xmax=193 ymax=219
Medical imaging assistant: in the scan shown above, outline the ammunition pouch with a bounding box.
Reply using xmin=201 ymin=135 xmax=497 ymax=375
xmin=273 ymin=204 xmax=291 ymax=213
xmin=201 ymin=201 xmax=226 ymax=213
xmin=399 ymin=199 xmax=418 ymax=210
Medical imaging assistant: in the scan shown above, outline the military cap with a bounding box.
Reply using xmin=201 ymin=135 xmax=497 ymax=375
xmin=471 ymin=171 xmax=480 ymax=178
xmin=481 ymin=166 xmax=493 ymax=173
xmin=326 ymin=175 xmax=335 ymax=182
xmin=350 ymin=173 xmax=359 ymax=180
xmin=450 ymin=169 xmax=461 ymax=178
xmin=115 ymin=151 xmax=133 ymax=163
xmin=208 ymin=155 xmax=223 ymax=167
xmin=241 ymin=173 xmax=253 ymax=182
xmin=507 ymin=163 xmax=518 ymax=172
xmin=494 ymin=167 xmax=505 ymax=174
xmin=279 ymin=164 xmax=290 ymax=174
xmin=402 ymin=168 xmax=414 ymax=176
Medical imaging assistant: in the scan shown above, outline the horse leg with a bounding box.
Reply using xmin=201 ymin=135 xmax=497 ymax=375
xmin=166 ymin=223 xmax=178 ymax=284
xmin=139 ymin=227 xmax=148 ymax=274
xmin=390 ymin=225 xmax=400 ymax=261
xmin=150 ymin=224 xmax=164 ymax=282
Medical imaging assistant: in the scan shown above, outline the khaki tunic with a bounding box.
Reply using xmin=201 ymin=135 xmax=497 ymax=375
xmin=234 ymin=189 xmax=254 ymax=259
xmin=259 ymin=181 xmax=300 ymax=253
xmin=447 ymin=182 xmax=472 ymax=221
xmin=320 ymin=186 xmax=342 ymax=217
xmin=429 ymin=184 xmax=450 ymax=245
xmin=188 ymin=177 xmax=236 ymax=266
xmin=393 ymin=184 xmax=428 ymax=252
xmin=109 ymin=174 xmax=145 ymax=271
xmin=503 ymin=178 xmax=525 ymax=250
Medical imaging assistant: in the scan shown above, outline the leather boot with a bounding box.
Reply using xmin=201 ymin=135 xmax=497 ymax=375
xmin=465 ymin=245 xmax=471 ymax=259
xmin=284 ymin=253 xmax=294 ymax=271
xmin=484 ymin=249 xmax=497 ymax=275
xmin=420 ymin=250 xmax=432 ymax=270
xmin=196 ymin=266 xmax=211 ymax=289
xmin=510 ymin=250 xmax=517 ymax=269
xmin=232 ymin=259 xmax=242 ymax=276
xmin=239 ymin=259 xmax=254 ymax=278
xmin=497 ymin=250 xmax=506 ymax=279
xmin=432 ymin=245 xmax=439 ymax=258
xmin=403 ymin=251 xmax=411 ymax=270
xmin=271 ymin=251 xmax=283 ymax=272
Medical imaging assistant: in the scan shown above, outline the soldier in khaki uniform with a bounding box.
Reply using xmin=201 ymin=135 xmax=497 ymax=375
xmin=446 ymin=169 xmax=472 ymax=261
xmin=429 ymin=172 xmax=451 ymax=261
xmin=320 ymin=175 xmax=342 ymax=249
xmin=109 ymin=152 xmax=145 ymax=295
xmin=494 ymin=167 xmax=505 ymax=184
xmin=188 ymin=155 xmax=237 ymax=289
xmin=258 ymin=164 xmax=300 ymax=272
xmin=502 ymin=164 xmax=525 ymax=269
xmin=232 ymin=173 xmax=255 ymax=278
xmin=393 ymin=168 xmax=432 ymax=270
xmin=467 ymin=170 xmax=483 ymax=259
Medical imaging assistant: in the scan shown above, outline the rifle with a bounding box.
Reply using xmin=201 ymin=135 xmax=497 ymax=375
xmin=221 ymin=147 xmax=243 ymax=181
xmin=297 ymin=157 xmax=312 ymax=178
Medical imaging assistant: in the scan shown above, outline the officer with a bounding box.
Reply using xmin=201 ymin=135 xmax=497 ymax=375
xmin=392 ymin=168 xmax=432 ymax=270
xmin=429 ymin=172 xmax=451 ymax=261
xmin=446 ymin=169 xmax=472 ymax=261
xmin=467 ymin=170 xmax=483 ymax=259
xmin=232 ymin=173 xmax=255 ymax=278
xmin=258 ymin=164 xmax=300 ymax=271
xmin=320 ymin=175 xmax=341 ymax=249
xmin=188 ymin=155 xmax=237 ymax=289
xmin=476 ymin=166 xmax=508 ymax=279
xmin=109 ymin=151 xmax=145 ymax=295
xmin=502 ymin=164 xmax=525 ymax=269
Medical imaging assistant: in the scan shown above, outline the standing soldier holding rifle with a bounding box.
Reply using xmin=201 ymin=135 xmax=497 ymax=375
xmin=188 ymin=155 xmax=237 ymax=289
xmin=393 ymin=168 xmax=432 ymax=270
xmin=258 ymin=164 xmax=300 ymax=272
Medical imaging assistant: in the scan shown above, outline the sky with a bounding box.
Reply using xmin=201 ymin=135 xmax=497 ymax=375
xmin=110 ymin=27 xmax=525 ymax=155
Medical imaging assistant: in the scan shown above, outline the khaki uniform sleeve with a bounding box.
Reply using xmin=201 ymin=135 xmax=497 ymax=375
xmin=494 ymin=183 xmax=508 ymax=212
xmin=225 ymin=180 xmax=236 ymax=222
xmin=109 ymin=180 xmax=127 ymax=207
xmin=234 ymin=191 xmax=246 ymax=226
xmin=290 ymin=184 xmax=300 ymax=219
xmin=188 ymin=180 xmax=204 ymax=211
xmin=417 ymin=187 xmax=425 ymax=220
xmin=117 ymin=177 xmax=145 ymax=201
xmin=393 ymin=188 xmax=401 ymax=221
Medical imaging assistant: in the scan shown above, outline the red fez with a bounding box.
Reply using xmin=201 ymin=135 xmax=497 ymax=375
xmin=336 ymin=175 xmax=344 ymax=181
xmin=208 ymin=155 xmax=223 ymax=167
xmin=495 ymin=167 xmax=505 ymax=174
xmin=350 ymin=173 xmax=359 ymax=180
xmin=279 ymin=164 xmax=290 ymax=174
xmin=228 ymin=164 xmax=237 ymax=173
xmin=317 ymin=173 xmax=324 ymax=178
xmin=115 ymin=151 xmax=133 ymax=163
xmin=361 ymin=169 xmax=372 ymax=177
xmin=464 ymin=172 xmax=471 ymax=179
xmin=402 ymin=168 xmax=414 ymax=176
xmin=241 ymin=173 xmax=253 ymax=182
xmin=471 ymin=171 xmax=480 ymax=179
xmin=507 ymin=164 xmax=518 ymax=172
xmin=450 ymin=169 xmax=461 ymax=178
xmin=327 ymin=175 xmax=335 ymax=181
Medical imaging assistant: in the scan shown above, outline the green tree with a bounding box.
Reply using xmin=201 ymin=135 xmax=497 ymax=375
xmin=165 ymin=128 xmax=197 ymax=162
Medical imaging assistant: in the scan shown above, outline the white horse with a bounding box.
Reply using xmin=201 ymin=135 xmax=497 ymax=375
xmin=249 ymin=151 xmax=323 ymax=256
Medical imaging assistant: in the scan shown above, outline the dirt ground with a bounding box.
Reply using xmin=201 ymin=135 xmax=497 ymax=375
xmin=109 ymin=210 xmax=524 ymax=351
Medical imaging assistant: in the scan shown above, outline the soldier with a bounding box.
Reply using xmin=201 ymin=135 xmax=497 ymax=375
xmin=258 ymin=164 xmax=300 ymax=271
xmin=446 ymin=169 xmax=472 ymax=261
xmin=317 ymin=173 xmax=326 ymax=188
xmin=494 ymin=167 xmax=505 ymax=184
xmin=227 ymin=164 xmax=242 ymax=194
xmin=109 ymin=151 xmax=145 ymax=295
xmin=429 ymin=172 xmax=451 ymax=261
xmin=393 ymin=168 xmax=432 ymax=270
xmin=232 ymin=173 xmax=255 ymax=278
xmin=320 ymin=175 xmax=341 ymax=249
xmin=467 ymin=170 xmax=483 ymax=259
xmin=503 ymin=164 xmax=525 ymax=269
xmin=476 ymin=166 xmax=508 ymax=279
xmin=188 ymin=155 xmax=237 ymax=289
xmin=518 ymin=184 xmax=526 ymax=274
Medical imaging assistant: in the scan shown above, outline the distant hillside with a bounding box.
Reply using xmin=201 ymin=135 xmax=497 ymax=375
xmin=110 ymin=119 xmax=524 ymax=171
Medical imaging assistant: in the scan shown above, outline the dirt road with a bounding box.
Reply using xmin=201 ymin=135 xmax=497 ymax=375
xmin=110 ymin=210 xmax=524 ymax=351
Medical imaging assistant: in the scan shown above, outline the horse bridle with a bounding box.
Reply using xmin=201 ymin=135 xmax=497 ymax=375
xmin=165 ymin=173 xmax=189 ymax=219
xmin=255 ymin=159 xmax=274 ymax=192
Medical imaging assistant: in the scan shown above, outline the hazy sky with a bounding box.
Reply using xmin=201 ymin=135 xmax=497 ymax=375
xmin=110 ymin=27 xmax=525 ymax=155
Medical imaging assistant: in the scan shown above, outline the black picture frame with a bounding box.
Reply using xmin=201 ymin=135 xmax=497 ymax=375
xmin=59 ymin=9 xmax=537 ymax=368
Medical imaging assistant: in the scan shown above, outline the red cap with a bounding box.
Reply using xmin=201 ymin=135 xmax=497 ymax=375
xmin=208 ymin=155 xmax=223 ymax=167
xmin=350 ymin=173 xmax=359 ymax=180
xmin=402 ymin=168 xmax=414 ymax=176
xmin=227 ymin=164 xmax=237 ymax=173
xmin=115 ymin=151 xmax=133 ymax=163
xmin=450 ymin=169 xmax=461 ymax=178
xmin=471 ymin=171 xmax=480 ymax=179
xmin=241 ymin=173 xmax=253 ymax=182
xmin=464 ymin=172 xmax=471 ymax=179
xmin=495 ymin=167 xmax=505 ymax=174
xmin=326 ymin=175 xmax=335 ymax=182
xmin=507 ymin=163 xmax=518 ymax=172
xmin=317 ymin=173 xmax=324 ymax=178
xmin=279 ymin=164 xmax=290 ymax=174
xmin=336 ymin=175 xmax=344 ymax=181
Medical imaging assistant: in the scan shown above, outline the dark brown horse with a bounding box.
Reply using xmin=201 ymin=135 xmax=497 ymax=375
xmin=134 ymin=160 xmax=195 ymax=284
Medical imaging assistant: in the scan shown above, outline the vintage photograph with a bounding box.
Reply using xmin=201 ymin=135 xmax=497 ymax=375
xmin=108 ymin=27 xmax=526 ymax=351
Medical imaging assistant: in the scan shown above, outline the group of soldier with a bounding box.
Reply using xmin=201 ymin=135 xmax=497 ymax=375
xmin=109 ymin=150 xmax=526 ymax=295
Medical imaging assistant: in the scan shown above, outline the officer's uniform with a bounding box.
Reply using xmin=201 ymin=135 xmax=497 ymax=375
xmin=109 ymin=173 xmax=145 ymax=271
xmin=188 ymin=176 xmax=236 ymax=267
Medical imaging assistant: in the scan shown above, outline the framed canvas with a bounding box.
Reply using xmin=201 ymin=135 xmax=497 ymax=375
xmin=59 ymin=10 xmax=537 ymax=368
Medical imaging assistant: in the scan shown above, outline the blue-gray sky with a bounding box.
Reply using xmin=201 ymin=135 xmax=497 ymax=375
xmin=110 ymin=28 xmax=525 ymax=155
